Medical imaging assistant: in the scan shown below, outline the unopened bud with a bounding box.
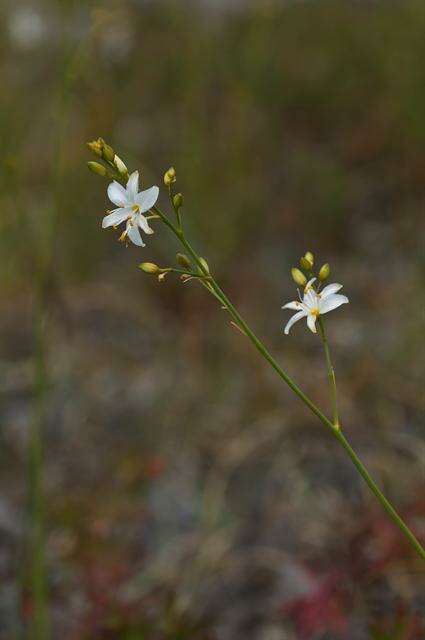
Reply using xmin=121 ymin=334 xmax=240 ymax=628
xmin=87 ymin=139 xmax=103 ymax=157
xmin=318 ymin=263 xmax=330 ymax=281
xmin=176 ymin=253 xmax=191 ymax=269
xmin=102 ymin=143 xmax=115 ymax=163
xmin=114 ymin=155 xmax=128 ymax=176
xmin=164 ymin=167 xmax=176 ymax=186
xmin=173 ymin=193 xmax=183 ymax=209
xmin=139 ymin=262 xmax=160 ymax=275
xmin=291 ymin=267 xmax=307 ymax=287
xmin=198 ymin=257 xmax=210 ymax=274
xmin=304 ymin=251 xmax=314 ymax=266
xmin=87 ymin=161 xmax=107 ymax=177
xmin=300 ymin=256 xmax=313 ymax=271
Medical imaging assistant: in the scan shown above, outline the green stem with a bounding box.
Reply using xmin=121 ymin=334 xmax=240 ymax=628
xmin=29 ymin=288 xmax=49 ymax=640
xmin=166 ymin=267 xmax=211 ymax=279
xmin=151 ymin=205 xmax=425 ymax=560
xmin=332 ymin=429 xmax=425 ymax=560
xmin=317 ymin=317 xmax=340 ymax=428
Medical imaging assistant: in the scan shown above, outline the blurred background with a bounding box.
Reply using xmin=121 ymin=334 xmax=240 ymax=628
xmin=1 ymin=0 xmax=424 ymax=638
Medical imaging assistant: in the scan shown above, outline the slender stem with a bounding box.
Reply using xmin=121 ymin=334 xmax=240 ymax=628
xmin=166 ymin=267 xmax=211 ymax=279
xmin=150 ymin=205 xmax=425 ymax=560
xmin=29 ymin=287 xmax=49 ymax=640
xmin=333 ymin=430 xmax=425 ymax=560
xmin=26 ymin=30 xmax=94 ymax=637
xmin=317 ymin=317 xmax=340 ymax=428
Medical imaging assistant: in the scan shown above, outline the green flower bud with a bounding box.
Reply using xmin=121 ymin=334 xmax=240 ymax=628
xmin=173 ymin=193 xmax=183 ymax=209
xmin=102 ymin=144 xmax=115 ymax=163
xmin=198 ymin=257 xmax=210 ymax=274
xmin=300 ymin=256 xmax=313 ymax=271
xmin=318 ymin=263 xmax=330 ymax=281
xmin=291 ymin=267 xmax=307 ymax=287
xmin=304 ymin=251 xmax=314 ymax=266
xmin=139 ymin=262 xmax=160 ymax=275
xmin=114 ymin=154 xmax=128 ymax=176
xmin=164 ymin=167 xmax=176 ymax=186
xmin=176 ymin=253 xmax=191 ymax=269
xmin=87 ymin=161 xmax=107 ymax=177
xmin=87 ymin=140 xmax=103 ymax=157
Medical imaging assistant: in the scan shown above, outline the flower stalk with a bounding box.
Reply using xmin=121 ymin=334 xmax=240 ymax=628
xmin=164 ymin=221 xmax=425 ymax=559
xmin=317 ymin=317 xmax=340 ymax=429
xmin=86 ymin=143 xmax=425 ymax=561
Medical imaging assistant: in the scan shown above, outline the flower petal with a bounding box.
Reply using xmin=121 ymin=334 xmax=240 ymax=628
xmin=303 ymin=289 xmax=319 ymax=306
xmin=284 ymin=310 xmax=307 ymax=335
xmin=102 ymin=207 xmax=131 ymax=228
xmin=136 ymin=186 xmax=159 ymax=212
xmin=127 ymin=223 xmax=145 ymax=246
xmin=307 ymin=314 xmax=317 ymax=333
xmin=320 ymin=283 xmax=343 ymax=299
xmin=137 ymin=214 xmax=154 ymax=235
xmin=319 ymin=294 xmax=349 ymax=314
xmin=126 ymin=171 xmax=139 ymax=200
xmin=107 ymin=181 xmax=129 ymax=207
xmin=282 ymin=301 xmax=302 ymax=310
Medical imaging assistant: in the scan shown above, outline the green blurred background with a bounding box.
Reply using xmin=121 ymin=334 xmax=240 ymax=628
xmin=1 ymin=0 xmax=424 ymax=638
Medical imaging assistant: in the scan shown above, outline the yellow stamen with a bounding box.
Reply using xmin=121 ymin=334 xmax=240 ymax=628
xmin=311 ymin=308 xmax=320 ymax=317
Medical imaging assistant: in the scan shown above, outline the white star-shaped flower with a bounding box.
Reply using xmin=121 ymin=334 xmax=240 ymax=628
xmin=102 ymin=171 xmax=159 ymax=246
xmin=282 ymin=278 xmax=349 ymax=334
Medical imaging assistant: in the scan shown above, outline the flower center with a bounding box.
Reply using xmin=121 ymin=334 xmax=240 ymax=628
xmin=310 ymin=308 xmax=320 ymax=317
xmin=132 ymin=204 xmax=140 ymax=214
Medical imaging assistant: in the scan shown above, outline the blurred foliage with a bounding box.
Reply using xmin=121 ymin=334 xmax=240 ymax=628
xmin=1 ymin=0 xmax=425 ymax=288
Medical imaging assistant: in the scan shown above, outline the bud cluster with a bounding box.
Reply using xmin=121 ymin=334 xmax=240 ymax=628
xmin=87 ymin=138 xmax=129 ymax=181
xmin=291 ymin=251 xmax=331 ymax=287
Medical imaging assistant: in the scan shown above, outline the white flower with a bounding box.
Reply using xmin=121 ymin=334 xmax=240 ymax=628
xmin=282 ymin=278 xmax=349 ymax=334
xmin=102 ymin=171 xmax=159 ymax=246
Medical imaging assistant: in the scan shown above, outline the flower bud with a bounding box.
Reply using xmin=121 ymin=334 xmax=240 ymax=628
xmin=87 ymin=139 xmax=103 ymax=157
xmin=173 ymin=193 xmax=183 ymax=209
xmin=304 ymin=251 xmax=314 ymax=266
xmin=291 ymin=267 xmax=307 ymax=287
xmin=300 ymin=256 xmax=313 ymax=271
xmin=198 ymin=257 xmax=210 ymax=274
xmin=114 ymin=154 xmax=128 ymax=176
xmin=139 ymin=262 xmax=160 ymax=275
xmin=176 ymin=253 xmax=191 ymax=269
xmin=164 ymin=167 xmax=176 ymax=186
xmin=318 ymin=263 xmax=330 ymax=281
xmin=102 ymin=144 xmax=115 ymax=163
xmin=87 ymin=161 xmax=107 ymax=177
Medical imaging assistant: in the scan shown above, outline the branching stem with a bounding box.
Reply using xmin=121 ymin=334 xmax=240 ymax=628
xmin=149 ymin=202 xmax=425 ymax=561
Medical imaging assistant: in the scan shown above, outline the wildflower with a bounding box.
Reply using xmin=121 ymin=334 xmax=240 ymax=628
xmin=102 ymin=171 xmax=159 ymax=246
xmin=282 ymin=278 xmax=349 ymax=334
